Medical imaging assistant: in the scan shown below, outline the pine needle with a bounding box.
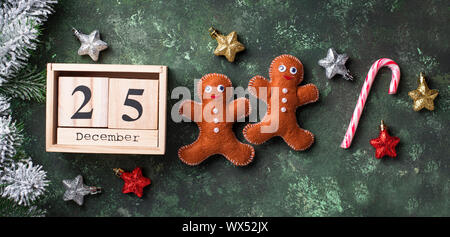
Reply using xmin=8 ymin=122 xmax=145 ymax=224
xmin=0 ymin=66 xmax=46 ymax=102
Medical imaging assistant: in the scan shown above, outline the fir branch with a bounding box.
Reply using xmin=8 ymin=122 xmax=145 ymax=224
xmin=0 ymin=0 xmax=57 ymax=211
xmin=0 ymin=197 xmax=46 ymax=217
xmin=0 ymin=115 xmax=23 ymax=164
xmin=0 ymin=0 xmax=57 ymax=79
xmin=0 ymin=66 xmax=46 ymax=102
xmin=0 ymin=160 xmax=49 ymax=206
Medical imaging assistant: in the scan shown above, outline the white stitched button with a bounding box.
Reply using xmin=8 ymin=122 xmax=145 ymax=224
xmin=282 ymin=98 xmax=287 ymax=103
xmin=213 ymin=108 xmax=219 ymax=114
xmin=213 ymin=118 xmax=219 ymax=123
xmin=281 ymin=107 xmax=286 ymax=112
xmin=213 ymin=127 xmax=219 ymax=133
xmin=282 ymin=88 xmax=288 ymax=94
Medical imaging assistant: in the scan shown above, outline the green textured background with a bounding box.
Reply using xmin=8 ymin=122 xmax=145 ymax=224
xmin=12 ymin=0 xmax=450 ymax=216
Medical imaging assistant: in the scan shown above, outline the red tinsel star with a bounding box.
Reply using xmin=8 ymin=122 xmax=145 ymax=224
xmin=369 ymin=121 xmax=400 ymax=159
xmin=114 ymin=167 xmax=151 ymax=198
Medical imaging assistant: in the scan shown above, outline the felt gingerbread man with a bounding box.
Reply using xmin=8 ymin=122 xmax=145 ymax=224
xmin=243 ymin=54 xmax=319 ymax=150
xmin=178 ymin=73 xmax=254 ymax=166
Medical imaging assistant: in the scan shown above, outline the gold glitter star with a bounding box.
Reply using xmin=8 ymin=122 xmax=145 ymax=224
xmin=408 ymin=72 xmax=439 ymax=111
xmin=209 ymin=27 xmax=245 ymax=62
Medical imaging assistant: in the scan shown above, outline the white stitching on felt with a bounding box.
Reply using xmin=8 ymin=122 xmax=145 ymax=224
xmin=197 ymin=73 xmax=232 ymax=99
xmin=180 ymin=124 xmax=255 ymax=166
xmin=269 ymin=54 xmax=303 ymax=81
xmin=279 ymin=83 xmax=317 ymax=150
xmin=248 ymin=75 xmax=271 ymax=103
xmin=180 ymin=74 xmax=254 ymax=166
xmin=178 ymin=121 xmax=205 ymax=166
xmin=245 ymin=55 xmax=317 ymax=150
xmin=223 ymin=96 xmax=254 ymax=166
xmin=281 ymin=124 xmax=315 ymax=151
xmin=222 ymin=131 xmax=255 ymax=166
xmin=297 ymin=83 xmax=319 ymax=106
xmin=243 ymin=115 xmax=274 ymax=145
xmin=243 ymin=83 xmax=274 ymax=145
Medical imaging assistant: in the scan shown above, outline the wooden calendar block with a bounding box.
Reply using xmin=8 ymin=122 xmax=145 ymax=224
xmin=47 ymin=63 xmax=167 ymax=155
xmin=57 ymin=128 xmax=158 ymax=147
xmin=58 ymin=76 xmax=109 ymax=127
xmin=108 ymin=78 xmax=159 ymax=130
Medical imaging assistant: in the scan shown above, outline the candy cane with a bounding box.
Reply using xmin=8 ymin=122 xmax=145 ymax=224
xmin=340 ymin=58 xmax=400 ymax=149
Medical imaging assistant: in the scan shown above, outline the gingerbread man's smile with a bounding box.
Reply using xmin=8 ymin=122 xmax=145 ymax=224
xmin=283 ymin=75 xmax=294 ymax=80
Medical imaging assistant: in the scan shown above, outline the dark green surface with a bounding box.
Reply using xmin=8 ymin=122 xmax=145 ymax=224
xmin=15 ymin=0 xmax=449 ymax=216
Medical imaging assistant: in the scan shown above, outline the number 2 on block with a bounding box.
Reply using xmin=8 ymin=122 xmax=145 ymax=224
xmin=57 ymin=76 xmax=108 ymax=127
xmin=71 ymin=85 xmax=93 ymax=119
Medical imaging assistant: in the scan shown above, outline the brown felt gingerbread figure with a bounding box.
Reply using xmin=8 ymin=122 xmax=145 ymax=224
xmin=178 ymin=73 xmax=254 ymax=166
xmin=243 ymin=54 xmax=319 ymax=150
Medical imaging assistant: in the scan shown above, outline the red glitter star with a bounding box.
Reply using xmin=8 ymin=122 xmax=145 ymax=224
xmin=114 ymin=167 xmax=151 ymax=198
xmin=369 ymin=121 xmax=400 ymax=159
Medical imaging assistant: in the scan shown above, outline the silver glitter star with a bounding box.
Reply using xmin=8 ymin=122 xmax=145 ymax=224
xmin=72 ymin=28 xmax=108 ymax=61
xmin=63 ymin=175 xmax=101 ymax=206
xmin=318 ymin=48 xmax=353 ymax=80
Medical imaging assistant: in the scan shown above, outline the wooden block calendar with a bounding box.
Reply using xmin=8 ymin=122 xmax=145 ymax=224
xmin=108 ymin=78 xmax=159 ymax=130
xmin=46 ymin=63 xmax=167 ymax=155
xmin=58 ymin=76 xmax=109 ymax=127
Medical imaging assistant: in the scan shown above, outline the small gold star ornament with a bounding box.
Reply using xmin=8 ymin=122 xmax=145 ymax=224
xmin=408 ymin=72 xmax=439 ymax=111
xmin=209 ymin=27 xmax=245 ymax=62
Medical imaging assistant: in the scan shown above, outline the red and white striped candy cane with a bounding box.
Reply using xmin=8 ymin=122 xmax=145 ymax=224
xmin=340 ymin=58 xmax=400 ymax=149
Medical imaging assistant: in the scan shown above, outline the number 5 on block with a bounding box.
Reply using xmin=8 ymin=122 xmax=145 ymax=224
xmin=108 ymin=78 xmax=159 ymax=130
xmin=58 ymin=77 xmax=109 ymax=127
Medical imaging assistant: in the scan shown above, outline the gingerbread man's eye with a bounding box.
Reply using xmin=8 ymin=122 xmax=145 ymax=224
xmin=205 ymin=86 xmax=212 ymax=93
xmin=278 ymin=65 xmax=286 ymax=72
xmin=290 ymin=67 xmax=297 ymax=75
xmin=217 ymin=85 xmax=225 ymax=92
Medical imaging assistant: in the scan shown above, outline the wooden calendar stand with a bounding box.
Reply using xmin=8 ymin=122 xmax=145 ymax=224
xmin=46 ymin=63 xmax=167 ymax=155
